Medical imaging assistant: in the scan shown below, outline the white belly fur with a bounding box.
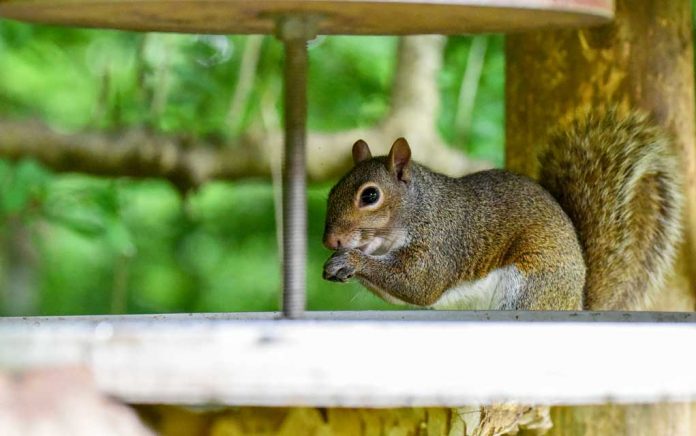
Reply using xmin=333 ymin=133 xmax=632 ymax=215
xmin=430 ymin=265 xmax=525 ymax=310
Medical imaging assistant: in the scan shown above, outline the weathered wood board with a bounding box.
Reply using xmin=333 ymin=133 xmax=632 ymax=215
xmin=1 ymin=312 xmax=695 ymax=407
xmin=0 ymin=0 xmax=613 ymax=35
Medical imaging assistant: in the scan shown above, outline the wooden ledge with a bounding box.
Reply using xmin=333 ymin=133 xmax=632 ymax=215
xmin=3 ymin=310 xmax=695 ymax=323
xmin=1 ymin=311 xmax=695 ymax=407
xmin=0 ymin=0 xmax=614 ymax=35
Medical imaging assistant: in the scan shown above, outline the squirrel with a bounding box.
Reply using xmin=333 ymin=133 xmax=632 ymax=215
xmin=321 ymin=109 xmax=683 ymax=310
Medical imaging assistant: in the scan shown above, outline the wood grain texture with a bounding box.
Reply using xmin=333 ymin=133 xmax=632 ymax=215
xmin=541 ymin=403 xmax=696 ymax=436
xmin=506 ymin=0 xmax=696 ymax=433
xmin=0 ymin=0 xmax=613 ymax=35
xmin=140 ymin=405 xmax=555 ymax=436
xmin=139 ymin=406 xmax=453 ymax=436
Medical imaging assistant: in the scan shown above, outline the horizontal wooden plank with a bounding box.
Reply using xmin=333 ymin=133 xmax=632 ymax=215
xmin=0 ymin=0 xmax=614 ymax=35
xmin=3 ymin=310 xmax=696 ymax=323
xmin=0 ymin=311 xmax=695 ymax=407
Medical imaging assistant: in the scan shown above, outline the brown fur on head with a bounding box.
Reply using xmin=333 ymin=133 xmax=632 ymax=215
xmin=323 ymin=138 xmax=412 ymax=256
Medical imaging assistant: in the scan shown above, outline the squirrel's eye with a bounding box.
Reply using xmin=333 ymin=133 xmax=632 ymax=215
xmin=360 ymin=187 xmax=380 ymax=207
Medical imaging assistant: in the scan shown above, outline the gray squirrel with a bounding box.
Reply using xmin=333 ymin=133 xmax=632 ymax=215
xmin=322 ymin=109 xmax=683 ymax=310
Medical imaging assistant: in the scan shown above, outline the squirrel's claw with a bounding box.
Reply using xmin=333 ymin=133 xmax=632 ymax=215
xmin=323 ymin=268 xmax=353 ymax=282
xmin=323 ymin=251 xmax=357 ymax=282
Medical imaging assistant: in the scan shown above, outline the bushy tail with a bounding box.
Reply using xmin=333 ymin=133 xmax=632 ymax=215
xmin=538 ymin=109 xmax=683 ymax=310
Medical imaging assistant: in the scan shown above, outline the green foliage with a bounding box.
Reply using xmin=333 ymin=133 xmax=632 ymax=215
xmin=0 ymin=159 xmax=50 ymax=218
xmin=439 ymin=35 xmax=505 ymax=166
xmin=308 ymin=36 xmax=396 ymax=131
xmin=0 ymin=22 xmax=503 ymax=315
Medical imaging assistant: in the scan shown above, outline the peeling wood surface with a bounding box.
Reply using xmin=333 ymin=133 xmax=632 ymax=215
xmin=136 ymin=403 xmax=696 ymax=436
xmin=546 ymin=403 xmax=696 ymax=436
xmin=0 ymin=0 xmax=613 ymax=35
xmin=1 ymin=314 xmax=696 ymax=407
xmin=141 ymin=406 xmax=457 ymax=436
xmin=139 ymin=404 xmax=553 ymax=436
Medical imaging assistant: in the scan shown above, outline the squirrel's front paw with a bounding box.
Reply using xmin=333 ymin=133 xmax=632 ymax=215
xmin=323 ymin=250 xmax=359 ymax=282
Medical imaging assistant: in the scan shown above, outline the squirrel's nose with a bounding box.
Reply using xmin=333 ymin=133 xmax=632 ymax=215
xmin=323 ymin=234 xmax=342 ymax=250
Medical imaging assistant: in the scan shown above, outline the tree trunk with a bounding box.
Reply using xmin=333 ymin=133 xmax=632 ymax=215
xmin=507 ymin=0 xmax=696 ymax=433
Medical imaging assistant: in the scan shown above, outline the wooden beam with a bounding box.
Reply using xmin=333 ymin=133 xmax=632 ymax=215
xmin=0 ymin=0 xmax=613 ymax=35
xmin=2 ymin=310 xmax=696 ymax=323
xmin=1 ymin=313 xmax=695 ymax=407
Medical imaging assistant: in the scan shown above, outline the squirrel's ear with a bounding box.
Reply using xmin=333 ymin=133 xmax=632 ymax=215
xmin=388 ymin=137 xmax=412 ymax=182
xmin=352 ymin=139 xmax=372 ymax=165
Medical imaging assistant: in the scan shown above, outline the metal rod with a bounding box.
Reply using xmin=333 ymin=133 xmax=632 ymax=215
xmin=277 ymin=17 xmax=315 ymax=319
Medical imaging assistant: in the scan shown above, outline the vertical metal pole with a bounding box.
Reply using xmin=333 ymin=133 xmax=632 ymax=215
xmin=277 ymin=17 xmax=315 ymax=319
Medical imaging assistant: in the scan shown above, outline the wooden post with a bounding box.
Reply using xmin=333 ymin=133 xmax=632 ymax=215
xmin=507 ymin=0 xmax=696 ymax=433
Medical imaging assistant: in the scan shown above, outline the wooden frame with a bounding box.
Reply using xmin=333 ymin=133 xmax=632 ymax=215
xmin=3 ymin=311 xmax=696 ymax=406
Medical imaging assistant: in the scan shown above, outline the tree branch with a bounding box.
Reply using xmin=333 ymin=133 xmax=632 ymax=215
xmin=0 ymin=36 xmax=491 ymax=190
xmin=0 ymin=119 xmax=265 ymax=190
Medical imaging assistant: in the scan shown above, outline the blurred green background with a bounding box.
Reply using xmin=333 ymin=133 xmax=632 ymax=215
xmin=0 ymin=22 xmax=506 ymax=315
